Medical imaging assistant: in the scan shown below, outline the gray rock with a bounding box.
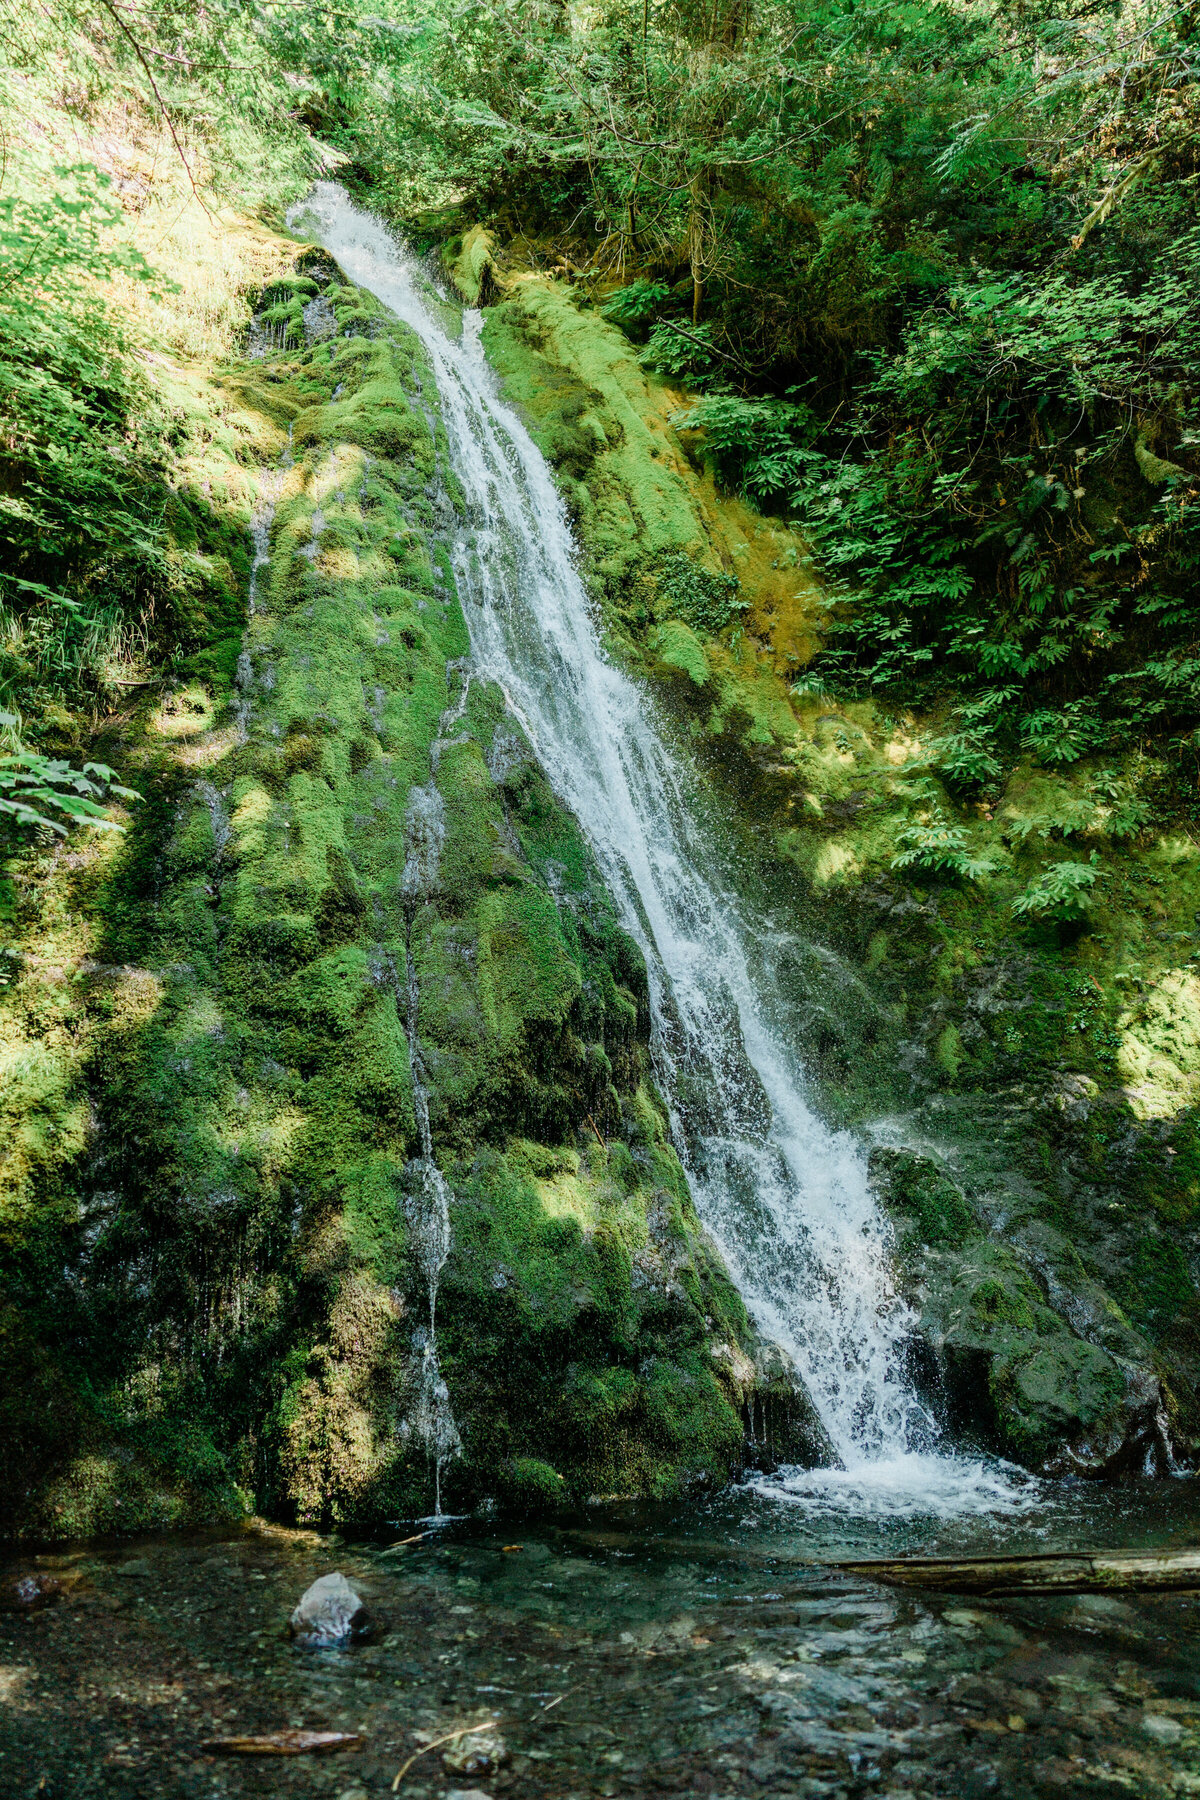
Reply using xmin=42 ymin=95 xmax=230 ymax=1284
xmin=1142 ymin=1714 xmax=1184 ymax=1744
xmin=112 ymin=1558 xmax=153 ymax=1579
xmin=288 ymin=1571 xmax=373 ymax=1646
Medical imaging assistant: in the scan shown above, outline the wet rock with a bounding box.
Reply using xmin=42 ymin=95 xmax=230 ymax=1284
xmin=288 ymin=1572 xmax=373 ymax=1646
xmin=3 ymin=1573 xmax=62 ymax=1611
xmin=443 ymin=1729 xmax=508 ymax=1775
xmin=1141 ymin=1713 xmax=1184 ymax=1743
xmin=714 ymin=1337 xmax=838 ymax=1472
xmin=112 ymin=1558 xmax=153 ymax=1580
xmin=869 ymin=1148 xmax=1174 ymax=1477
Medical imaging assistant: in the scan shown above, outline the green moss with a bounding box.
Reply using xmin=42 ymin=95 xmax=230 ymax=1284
xmin=653 ymin=620 xmax=709 ymax=687
xmin=0 ymin=259 xmax=763 ymax=1534
xmin=870 ymin=1149 xmax=977 ymax=1251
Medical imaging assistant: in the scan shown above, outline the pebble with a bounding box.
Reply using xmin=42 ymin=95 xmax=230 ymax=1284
xmin=443 ymin=1729 xmax=508 ymax=1774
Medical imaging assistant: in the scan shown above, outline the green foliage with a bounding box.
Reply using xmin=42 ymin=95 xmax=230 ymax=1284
xmin=927 ymin=692 xmax=1017 ymax=792
xmin=1011 ymin=857 xmax=1100 ymax=924
xmin=656 ymin=554 xmax=746 ymax=634
xmin=891 ymin=815 xmax=997 ymax=883
xmin=602 ymin=279 xmax=669 ymax=325
xmin=324 ymin=0 xmax=1200 ymax=806
xmin=676 ymin=394 xmax=817 ymax=499
xmin=0 ymin=737 xmax=137 ymax=843
xmin=1087 ymin=768 xmax=1151 ymax=842
xmin=0 ymin=165 xmax=169 ymax=716
xmin=641 ymin=319 xmax=720 ymax=379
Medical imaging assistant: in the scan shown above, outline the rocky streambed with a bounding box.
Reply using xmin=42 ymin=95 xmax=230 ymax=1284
xmin=4 ymin=1482 xmax=1200 ymax=1800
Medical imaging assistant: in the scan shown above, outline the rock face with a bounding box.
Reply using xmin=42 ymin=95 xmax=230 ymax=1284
xmin=482 ymin=277 xmax=1200 ymax=1479
xmin=712 ymin=1339 xmax=839 ymax=1472
xmin=289 ymin=1573 xmax=373 ymax=1647
xmin=870 ymin=1147 xmax=1174 ymax=1475
xmin=0 ymin=259 xmax=772 ymax=1538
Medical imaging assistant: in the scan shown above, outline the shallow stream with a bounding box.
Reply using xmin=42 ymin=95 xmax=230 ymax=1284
xmin=4 ymin=1481 xmax=1200 ymax=1799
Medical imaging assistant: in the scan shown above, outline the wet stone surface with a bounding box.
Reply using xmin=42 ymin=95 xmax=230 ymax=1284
xmin=2 ymin=1497 xmax=1200 ymax=1799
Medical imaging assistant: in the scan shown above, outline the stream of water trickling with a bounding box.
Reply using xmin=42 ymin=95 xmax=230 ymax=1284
xmin=288 ymin=183 xmax=1029 ymax=1519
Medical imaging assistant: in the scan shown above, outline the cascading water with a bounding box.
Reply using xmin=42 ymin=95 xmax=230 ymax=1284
xmin=290 ymin=183 xmax=1031 ymax=1517
xmin=392 ymin=681 xmax=474 ymax=1516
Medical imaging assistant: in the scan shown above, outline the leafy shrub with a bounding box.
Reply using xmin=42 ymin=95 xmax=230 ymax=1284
xmin=602 ymin=279 xmax=669 ymax=327
xmin=1020 ymin=702 xmax=1105 ymax=768
xmin=1087 ymin=769 xmax=1150 ymax=842
xmin=926 ymin=689 xmax=1017 ymax=790
xmin=640 ymin=319 xmax=719 ymax=378
xmin=891 ymin=815 xmax=997 ymax=881
xmin=1011 ymin=858 xmax=1099 ymax=923
xmin=675 ymin=395 xmax=818 ymax=498
xmin=0 ymin=742 xmax=137 ymax=843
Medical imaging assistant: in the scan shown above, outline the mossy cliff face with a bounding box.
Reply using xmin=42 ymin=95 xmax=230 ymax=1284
xmin=0 ymin=255 xmax=800 ymax=1538
xmin=474 ymin=263 xmax=1199 ymax=1475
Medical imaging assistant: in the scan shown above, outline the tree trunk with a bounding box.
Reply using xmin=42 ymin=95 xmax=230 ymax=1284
xmin=833 ymin=1549 xmax=1200 ymax=1596
xmin=688 ymin=167 xmax=704 ymax=324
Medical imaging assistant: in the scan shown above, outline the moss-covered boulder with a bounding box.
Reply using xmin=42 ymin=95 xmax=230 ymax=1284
xmin=871 ymin=1149 xmax=1171 ymax=1474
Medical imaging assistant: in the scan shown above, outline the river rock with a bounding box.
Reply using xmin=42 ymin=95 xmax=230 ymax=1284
xmin=443 ymin=1729 xmax=508 ymax=1775
xmin=112 ymin=1558 xmax=154 ymax=1579
xmin=3 ymin=1573 xmax=61 ymax=1611
xmin=288 ymin=1572 xmax=373 ymax=1646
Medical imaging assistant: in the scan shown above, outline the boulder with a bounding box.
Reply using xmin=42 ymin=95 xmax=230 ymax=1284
xmin=288 ymin=1572 xmax=373 ymax=1646
xmin=869 ymin=1147 xmax=1173 ymax=1476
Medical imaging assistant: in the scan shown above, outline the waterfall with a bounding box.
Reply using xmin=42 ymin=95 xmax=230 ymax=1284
xmin=290 ymin=184 xmax=1029 ymax=1516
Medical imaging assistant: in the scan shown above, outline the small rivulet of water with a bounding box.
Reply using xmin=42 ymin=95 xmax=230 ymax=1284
xmin=290 ymin=184 xmax=1030 ymax=1519
xmin=391 ymin=677 xmax=486 ymax=1515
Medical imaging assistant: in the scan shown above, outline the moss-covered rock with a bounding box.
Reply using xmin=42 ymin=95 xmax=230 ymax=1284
xmin=0 ymin=258 xmax=775 ymax=1535
xmin=870 ymin=1148 xmax=1171 ymax=1474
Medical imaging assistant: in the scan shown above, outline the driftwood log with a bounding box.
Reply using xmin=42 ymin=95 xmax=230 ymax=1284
xmin=833 ymin=1549 xmax=1200 ymax=1596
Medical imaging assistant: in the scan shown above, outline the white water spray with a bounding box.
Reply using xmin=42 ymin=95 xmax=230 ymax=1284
xmin=290 ymin=184 xmax=1029 ymax=1516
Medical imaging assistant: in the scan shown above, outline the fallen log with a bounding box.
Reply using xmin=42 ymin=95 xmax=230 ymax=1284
xmin=833 ymin=1548 xmax=1200 ymax=1597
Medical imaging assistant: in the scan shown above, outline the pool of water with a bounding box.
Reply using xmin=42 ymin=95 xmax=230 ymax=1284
xmin=3 ymin=1475 xmax=1200 ymax=1799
